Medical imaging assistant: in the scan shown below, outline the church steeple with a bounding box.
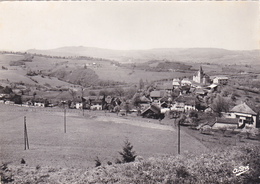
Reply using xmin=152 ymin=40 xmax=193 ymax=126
xmin=199 ymin=66 xmax=203 ymax=74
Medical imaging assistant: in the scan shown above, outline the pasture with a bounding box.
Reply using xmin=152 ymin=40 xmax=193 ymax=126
xmin=0 ymin=104 xmax=207 ymax=169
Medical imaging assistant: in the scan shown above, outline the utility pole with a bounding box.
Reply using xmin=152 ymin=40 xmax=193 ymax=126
xmin=178 ymin=119 xmax=180 ymax=154
xmin=24 ymin=116 xmax=29 ymax=150
xmin=64 ymin=105 xmax=66 ymax=133
xmin=80 ymin=87 xmax=85 ymax=116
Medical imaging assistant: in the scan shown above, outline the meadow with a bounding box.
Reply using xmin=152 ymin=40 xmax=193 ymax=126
xmin=0 ymin=104 xmax=207 ymax=170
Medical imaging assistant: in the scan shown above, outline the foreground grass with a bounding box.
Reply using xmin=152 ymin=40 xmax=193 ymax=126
xmin=1 ymin=144 xmax=259 ymax=184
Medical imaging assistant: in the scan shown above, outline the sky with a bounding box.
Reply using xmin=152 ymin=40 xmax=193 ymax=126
xmin=0 ymin=1 xmax=259 ymax=51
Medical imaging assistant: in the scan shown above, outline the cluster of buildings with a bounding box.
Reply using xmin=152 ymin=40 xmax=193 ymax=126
xmin=139 ymin=66 xmax=227 ymax=116
xmin=0 ymin=66 xmax=259 ymax=130
xmin=138 ymin=67 xmax=259 ymax=129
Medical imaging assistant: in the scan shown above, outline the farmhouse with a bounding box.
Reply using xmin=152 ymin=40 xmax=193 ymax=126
xmin=171 ymin=95 xmax=196 ymax=112
xmin=212 ymin=117 xmax=238 ymax=129
xmin=85 ymin=96 xmax=104 ymax=110
xmin=141 ymin=104 xmax=162 ymax=119
xmin=34 ymin=102 xmax=45 ymax=107
xmin=180 ymin=78 xmax=192 ymax=86
xmin=213 ymin=76 xmax=228 ymax=85
xmin=139 ymin=95 xmax=151 ymax=110
xmin=223 ymin=102 xmax=259 ymax=129
xmin=150 ymin=90 xmax=165 ymax=102
xmin=172 ymin=78 xmax=180 ymax=88
xmin=156 ymin=83 xmax=173 ymax=92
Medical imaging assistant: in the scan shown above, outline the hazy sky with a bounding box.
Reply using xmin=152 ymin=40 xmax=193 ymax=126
xmin=0 ymin=1 xmax=259 ymax=51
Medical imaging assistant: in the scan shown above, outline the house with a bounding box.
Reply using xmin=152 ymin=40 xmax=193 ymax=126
xmin=195 ymin=88 xmax=207 ymax=96
xmin=150 ymin=90 xmax=165 ymax=102
xmin=193 ymin=66 xmax=210 ymax=84
xmin=181 ymin=78 xmax=192 ymax=86
xmin=213 ymin=76 xmax=228 ymax=85
xmin=206 ymin=84 xmax=218 ymax=92
xmin=5 ymin=100 xmax=14 ymax=105
xmin=171 ymin=95 xmax=196 ymax=112
xmin=223 ymin=102 xmax=259 ymax=129
xmin=84 ymin=96 xmax=104 ymax=110
xmin=139 ymin=96 xmax=151 ymax=110
xmin=91 ymin=104 xmax=102 ymax=110
xmin=156 ymin=83 xmax=173 ymax=92
xmin=141 ymin=104 xmax=162 ymax=119
xmin=76 ymin=102 xmax=82 ymax=109
xmin=212 ymin=117 xmax=238 ymax=129
xmin=172 ymin=78 xmax=181 ymax=88
xmin=34 ymin=102 xmax=45 ymax=107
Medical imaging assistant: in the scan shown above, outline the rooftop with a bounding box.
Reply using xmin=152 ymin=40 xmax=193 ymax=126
xmin=230 ymin=102 xmax=257 ymax=115
xmin=215 ymin=117 xmax=238 ymax=124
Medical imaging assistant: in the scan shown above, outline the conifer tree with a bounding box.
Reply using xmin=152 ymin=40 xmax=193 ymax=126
xmin=119 ymin=139 xmax=137 ymax=163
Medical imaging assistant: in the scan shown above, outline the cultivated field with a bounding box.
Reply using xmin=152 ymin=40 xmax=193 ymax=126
xmin=0 ymin=104 xmax=207 ymax=169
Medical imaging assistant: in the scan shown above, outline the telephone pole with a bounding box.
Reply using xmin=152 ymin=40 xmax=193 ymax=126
xmin=24 ymin=116 xmax=29 ymax=150
xmin=64 ymin=107 xmax=66 ymax=133
xmin=178 ymin=119 xmax=180 ymax=154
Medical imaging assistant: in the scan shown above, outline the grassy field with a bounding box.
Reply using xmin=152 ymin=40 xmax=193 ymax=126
xmin=0 ymin=104 xmax=207 ymax=170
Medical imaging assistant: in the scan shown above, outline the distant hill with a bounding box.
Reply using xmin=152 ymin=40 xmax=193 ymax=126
xmin=27 ymin=47 xmax=260 ymax=65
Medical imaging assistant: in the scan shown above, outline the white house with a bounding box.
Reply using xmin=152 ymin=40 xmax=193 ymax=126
xmin=172 ymin=78 xmax=180 ymax=88
xmin=171 ymin=95 xmax=196 ymax=112
xmin=213 ymin=76 xmax=228 ymax=85
xmin=76 ymin=102 xmax=82 ymax=109
xmin=90 ymin=104 xmax=102 ymax=110
xmin=180 ymin=78 xmax=192 ymax=86
xmin=223 ymin=102 xmax=259 ymax=129
xmin=34 ymin=102 xmax=45 ymax=107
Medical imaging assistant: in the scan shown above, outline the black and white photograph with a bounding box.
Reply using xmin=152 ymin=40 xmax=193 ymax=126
xmin=0 ymin=1 xmax=259 ymax=183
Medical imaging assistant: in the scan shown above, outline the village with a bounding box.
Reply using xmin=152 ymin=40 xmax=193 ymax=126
xmin=0 ymin=65 xmax=259 ymax=135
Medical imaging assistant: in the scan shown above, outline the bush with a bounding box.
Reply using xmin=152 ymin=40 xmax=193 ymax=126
xmin=119 ymin=139 xmax=137 ymax=163
xmin=0 ymin=163 xmax=14 ymax=183
xmin=94 ymin=157 xmax=101 ymax=167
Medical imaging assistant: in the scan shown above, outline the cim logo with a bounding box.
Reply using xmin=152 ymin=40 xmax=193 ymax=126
xmin=233 ymin=165 xmax=249 ymax=176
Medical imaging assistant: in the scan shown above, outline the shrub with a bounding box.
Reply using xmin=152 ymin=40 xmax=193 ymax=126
xmin=119 ymin=139 xmax=137 ymax=163
xmin=0 ymin=163 xmax=14 ymax=183
xmin=94 ymin=157 xmax=101 ymax=167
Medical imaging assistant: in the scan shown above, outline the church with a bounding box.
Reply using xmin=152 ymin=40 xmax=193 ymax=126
xmin=193 ymin=66 xmax=210 ymax=85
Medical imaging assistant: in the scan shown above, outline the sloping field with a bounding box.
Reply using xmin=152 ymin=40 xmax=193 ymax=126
xmin=0 ymin=104 xmax=207 ymax=170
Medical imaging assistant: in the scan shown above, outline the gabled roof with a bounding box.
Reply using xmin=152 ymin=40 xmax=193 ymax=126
xmin=150 ymin=91 xmax=164 ymax=98
xmin=175 ymin=95 xmax=195 ymax=106
xmin=215 ymin=118 xmax=238 ymax=124
xmin=156 ymin=84 xmax=173 ymax=90
xmin=172 ymin=81 xmax=180 ymax=86
xmin=230 ymin=103 xmax=257 ymax=115
xmin=141 ymin=104 xmax=161 ymax=115
xmin=181 ymin=78 xmax=192 ymax=84
xmin=214 ymin=76 xmax=228 ymax=80
xmin=208 ymin=84 xmax=218 ymax=89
